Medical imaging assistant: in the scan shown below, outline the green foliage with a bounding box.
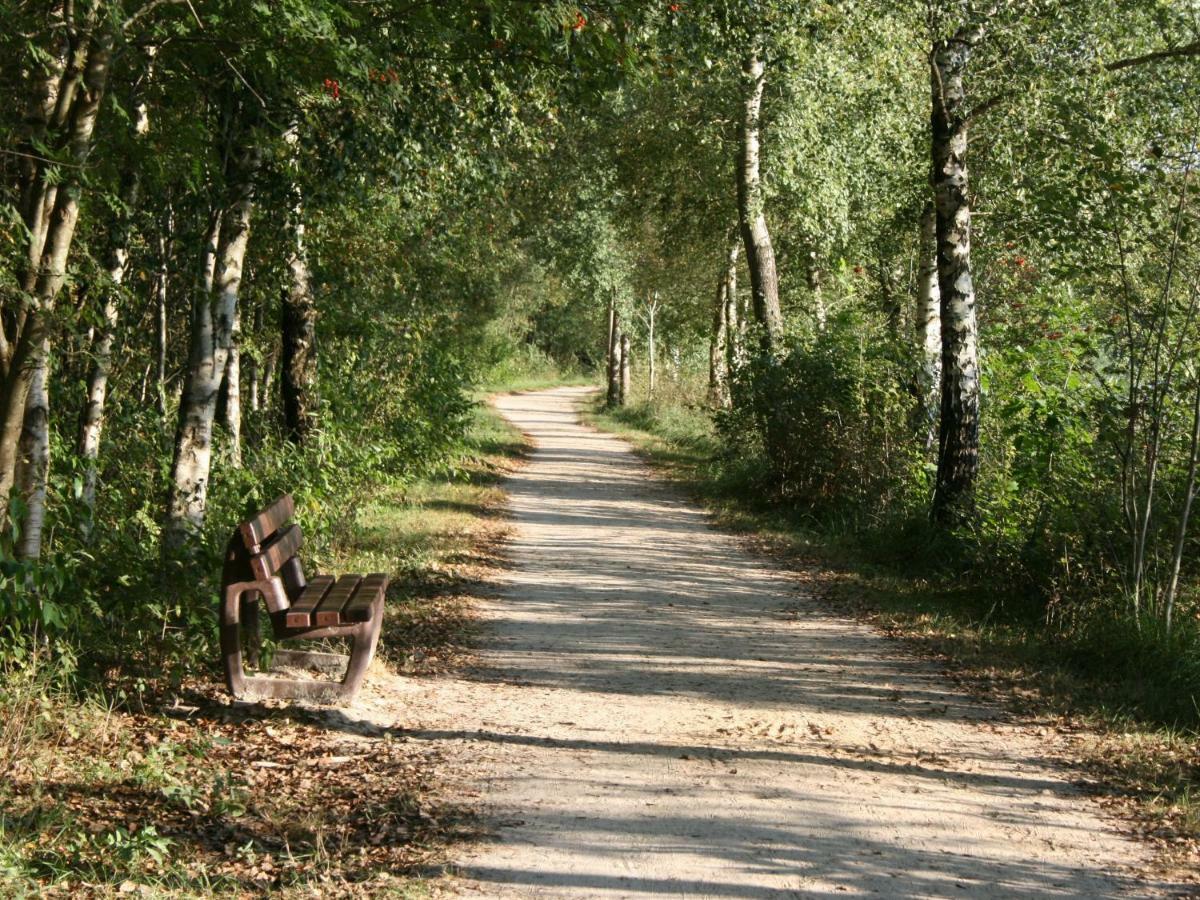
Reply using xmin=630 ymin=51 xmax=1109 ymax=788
xmin=722 ymin=313 xmax=925 ymax=518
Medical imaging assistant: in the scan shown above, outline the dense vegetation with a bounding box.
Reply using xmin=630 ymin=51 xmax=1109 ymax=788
xmin=2 ymin=0 xmax=1200 ymax=890
xmin=1 ymin=0 xmax=1199 ymax=870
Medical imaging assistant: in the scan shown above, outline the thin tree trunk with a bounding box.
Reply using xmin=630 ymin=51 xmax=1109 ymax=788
xmin=647 ymin=294 xmax=657 ymax=400
xmin=710 ymin=238 xmax=738 ymax=408
xmin=281 ymin=191 xmax=319 ymax=444
xmin=1163 ymin=374 xmax=1200 ymax=633
xmin=261 ymin=346 xmax=277 ymax=411
xmin=737 ymin=52 xmax=783 ymax=354
xmin=726 ymin=242 xmax=742 ymax=371
xmin=76 ymin=212 xmax=129 ymax=529
xmin=247 ymin=302 xmax=261 ymax=414
xmin=619 ymin=333 xmax=631 ymax=406
xmin=605 ymin=289 xmax=616 ymax=388
xmin=164 ymin=141 xmax=260 ymax=550
xmin=917 ymin=201 xmax=941 ymax=451
xmin=77 ymin=94 xmax=149 ymax=528
xmin=930 ymin=22 xmax=984 ymax=524
xmin=153 ymin=217 xmax=171 ymax=415
xmin=606 ymin=311 xmax=622 ymax=408
xmin=1 ymin=26 xmax=112 ymax=542
xmin=222 ymin=306 xmax=242 ymax=466
xmin=807 ymin=252 xmax=826 ymax=333
xmin=710 ymin=268 xmax=730 ymax=407
xmin=15 ymin=341 xmax=50 ymax=559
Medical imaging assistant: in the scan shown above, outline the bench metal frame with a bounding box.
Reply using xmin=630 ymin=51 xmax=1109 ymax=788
xmin=219 ymin=495 xmax=386 ymax=703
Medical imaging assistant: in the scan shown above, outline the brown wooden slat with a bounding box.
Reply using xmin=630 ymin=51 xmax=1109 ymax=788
xmin=341 ymin=573 xmax=388 ymax=624
xmin=314 ymin=574 xmax=362 ymax=626
xmin=239 ymin=494 xmax=294 ymax=549
xmin=284 ymin=574 xmax=335 ymax=629
xmin=250 ymin=524 xmax=303 ymax=581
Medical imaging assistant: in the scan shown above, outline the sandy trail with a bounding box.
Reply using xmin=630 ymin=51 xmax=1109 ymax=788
xmin=401 ymin=386 xmax=1167 ymax=898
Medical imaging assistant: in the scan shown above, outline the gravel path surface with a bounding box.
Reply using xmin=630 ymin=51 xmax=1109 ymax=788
xmin=403 ymin=386 xmax=1169 ymax=898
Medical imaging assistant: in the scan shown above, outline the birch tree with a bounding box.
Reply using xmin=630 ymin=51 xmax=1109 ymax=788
xmin=737 ymin=51 xmax=783 ymax=354
xmin=929 ymin=10 xmax=985 ymax=523
xmin=164 ymin=129 xmax=261 ymax=550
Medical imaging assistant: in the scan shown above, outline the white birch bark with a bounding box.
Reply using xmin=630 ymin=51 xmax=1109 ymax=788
xmin=1 ymin=26 xmax=112 ymax=545
xmin=930 ymin=20 xmax=984 ymax=523
xmin=917 ymin=201 xmax=941 ymax=451
xmin=619 ymin=333 xmax=631 ymax=406
xmin=738 ymin=52 xmax=783 ymax=354
xmin=164 ymin=142 xmax=260 ymax=549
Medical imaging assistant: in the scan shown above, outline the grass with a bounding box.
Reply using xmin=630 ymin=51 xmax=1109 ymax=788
xmin=586 ymin=394 xmax=1200 ymax=880
xmin=0 ymin=400 xmax=527 ymax=898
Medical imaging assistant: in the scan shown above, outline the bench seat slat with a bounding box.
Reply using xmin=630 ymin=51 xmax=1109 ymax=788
xmin=314 ymin=574 xmax=362 ymax=627
xmin=240 ymin=494 xmax=294 ymax=548
xmin=251 ymin=524 xmax=302 ymax=581
xmin=284 ymin=574 xmax=335 ymax=629
xmin=342 ymin=574 xmax=388 ymax=623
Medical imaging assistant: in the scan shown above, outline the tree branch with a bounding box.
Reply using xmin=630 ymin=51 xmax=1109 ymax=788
xmin=1107 ymin=39 xmax=1200 ymax=71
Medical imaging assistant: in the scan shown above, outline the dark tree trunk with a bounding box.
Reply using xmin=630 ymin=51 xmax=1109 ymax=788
xmin=281 ymin=184 xmax=318 ymax=444
xmin=606 ymin=309 xmax=622 ymax=408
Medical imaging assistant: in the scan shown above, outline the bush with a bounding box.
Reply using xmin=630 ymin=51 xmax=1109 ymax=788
xmin=720 ymin=311 xmax=926 ymax=520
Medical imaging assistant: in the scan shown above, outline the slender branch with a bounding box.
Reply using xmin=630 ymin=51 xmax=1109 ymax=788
xmin=1107 ymin=39 xmax=1200 ymax=71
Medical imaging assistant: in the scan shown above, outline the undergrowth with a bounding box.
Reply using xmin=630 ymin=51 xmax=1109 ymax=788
xmin=0 ymin=401 xmax=526 ymax=897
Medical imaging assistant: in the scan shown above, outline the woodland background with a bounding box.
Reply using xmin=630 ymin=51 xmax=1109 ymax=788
xmin=1 ymin=0 xmax=1199 ymax=889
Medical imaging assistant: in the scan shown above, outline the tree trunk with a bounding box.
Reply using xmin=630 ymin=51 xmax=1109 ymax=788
xmin=261 ymin=346 xmax=277 ymax=411
xmin=710 ymin=239 xmax=739 ymax=408
xmin=930 ymin=23 xmax=984 ymax=524
xmin=605 ymin=289 xmax=616 ymax=387
xmin=78 ymin=158 xmax=147 ymax=531
xmin=281 ymin=191 xmax=319 ymax=444
xmin=77 ymin=52 xmax=155 ymax=532
xmin=737 ymin=52 xmax=783 ymax=354
xmin=710 ymin=269 xmax=730 ymax=407
xmin=221 ymin=306 xmax=242 ymax=466
xmin=618 ymin=333 xmax=631 ymax=406
xmin=725 ymin=242 xmax=742 ymax=371
xmin=0 ymin=25 xmax=112 ymax=540
xmin=247 ymin=302 xmax=261 ymax=414
xmin=606 ymin=310 xmax=622 ymax=408
xmin=647 ymin=295 xmax=657 ymax=400
xmin=164 ymin=141 xmax=260 ymax=551
xmin=15 ymin=341 xmax=50 ymax=559
xmin=153 ymin=219 xmax=171 ymax=415
xmin=807 ymin=255 xmax=827 ymax=333
xmin=916 ymin=201 xmax=941 ymax=451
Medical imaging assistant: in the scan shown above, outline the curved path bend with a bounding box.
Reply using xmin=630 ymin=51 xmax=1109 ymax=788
xmin=401 ymin=386 xmax=1166 ymax=898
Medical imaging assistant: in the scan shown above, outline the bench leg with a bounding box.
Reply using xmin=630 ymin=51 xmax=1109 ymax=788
xmin=221 ymin=588 xmax=385 ymax=704
xmin=339 ymin=593 xmax=384 ymax=699
xmin=220 ymin=583 xmax=252 ymax=699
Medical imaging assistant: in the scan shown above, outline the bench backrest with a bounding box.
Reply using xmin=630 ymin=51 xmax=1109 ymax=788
xmin=222 ymin=494 xmax=308 ymax=613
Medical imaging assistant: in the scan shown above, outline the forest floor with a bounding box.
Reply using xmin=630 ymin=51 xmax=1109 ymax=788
xmin=0 ymin=405 xmax=528 ymax=898
xmin=398 ymin=386 xmax=1186 ymax=898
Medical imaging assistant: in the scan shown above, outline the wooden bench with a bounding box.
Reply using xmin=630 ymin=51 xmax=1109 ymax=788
xmin=219 ymin=494 xmax=387 ymax=702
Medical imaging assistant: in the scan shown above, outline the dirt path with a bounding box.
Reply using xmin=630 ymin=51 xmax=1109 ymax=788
xmin=402 ymin=386 xmax=1170 ymax=898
